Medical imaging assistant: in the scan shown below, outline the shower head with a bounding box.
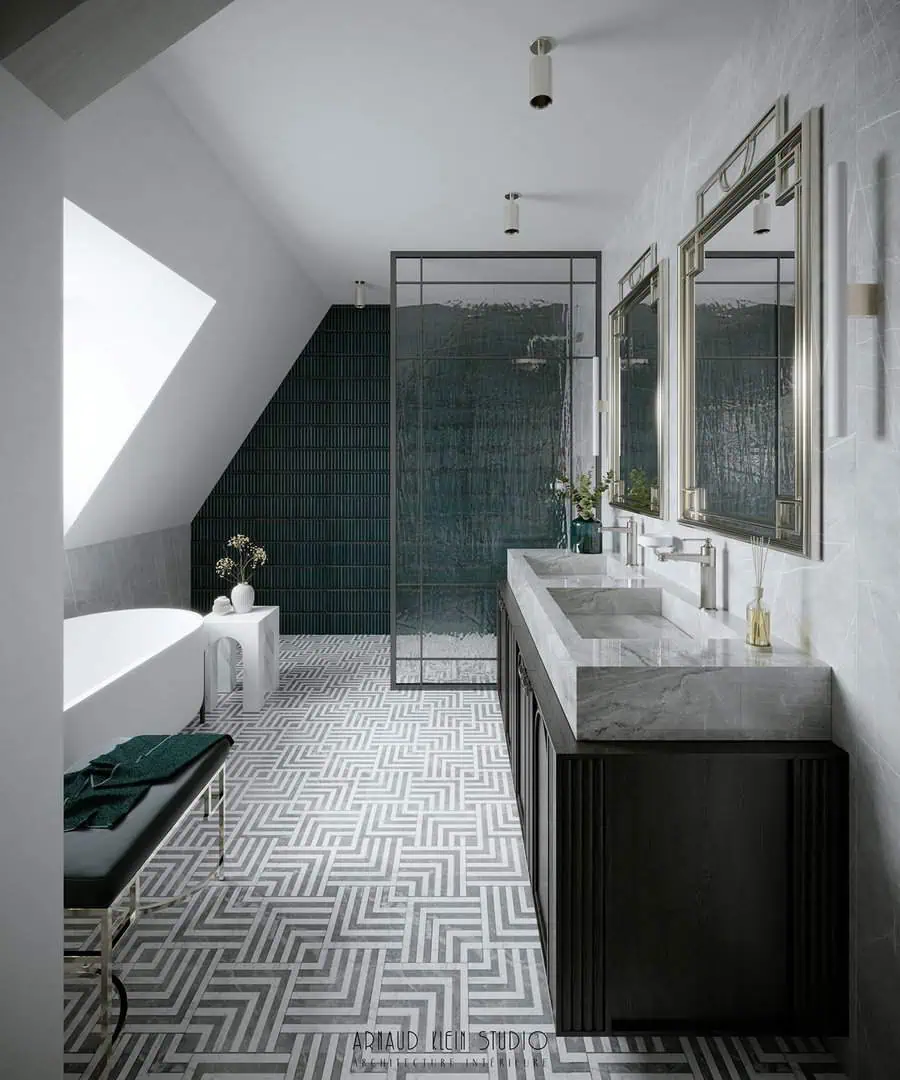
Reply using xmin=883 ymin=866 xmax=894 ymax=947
xmin=513 ymin=332 xmax=566 ymax=369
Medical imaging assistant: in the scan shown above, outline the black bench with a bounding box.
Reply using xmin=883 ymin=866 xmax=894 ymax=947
xmin=64 ymin=738 xmax=231 ymax=1070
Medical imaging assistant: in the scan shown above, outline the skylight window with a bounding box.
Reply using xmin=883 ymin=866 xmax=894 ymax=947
xmin=63 ymin=199 xmax=215 ymax=534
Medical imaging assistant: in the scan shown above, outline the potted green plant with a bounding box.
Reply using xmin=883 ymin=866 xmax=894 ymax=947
xmin=553 ymin=471 xmax=614 ymax=552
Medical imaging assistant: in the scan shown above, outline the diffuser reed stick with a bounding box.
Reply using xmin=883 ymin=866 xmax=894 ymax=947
xmin=746 ymin=536 xmax=772 ymax=648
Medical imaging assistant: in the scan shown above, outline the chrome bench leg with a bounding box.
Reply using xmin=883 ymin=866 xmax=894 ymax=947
xmin=218 ymin=767 xmax=226 ymax=871
xmin=99 ymin=910 xmax=112 ymax=1078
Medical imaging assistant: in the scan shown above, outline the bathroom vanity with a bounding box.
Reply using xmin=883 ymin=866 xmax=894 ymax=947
xmin=498 ymin=550 xmax=848 ymax=1036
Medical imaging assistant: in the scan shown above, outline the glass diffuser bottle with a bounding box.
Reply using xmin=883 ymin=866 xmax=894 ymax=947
xmin=745 ymin=586 xmax=771 ymax=648
xmin=746 ymin=536 xmax=772 ymax=648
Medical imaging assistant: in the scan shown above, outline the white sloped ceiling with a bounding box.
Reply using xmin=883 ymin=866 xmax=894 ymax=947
xmin=62 ymin=69 xmax=327 ymax=549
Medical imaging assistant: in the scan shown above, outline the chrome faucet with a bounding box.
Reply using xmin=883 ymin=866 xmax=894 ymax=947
xmin=595 ymin=517 xmax=639 ymax=567
xmin=654 ymin=537 xmax=717 ymax=610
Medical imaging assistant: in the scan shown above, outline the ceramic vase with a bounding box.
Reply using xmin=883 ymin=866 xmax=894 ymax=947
xmin=231 ymin=582 xmax=255 ymax=614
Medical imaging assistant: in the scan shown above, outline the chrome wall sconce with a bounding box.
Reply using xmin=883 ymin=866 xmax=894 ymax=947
xmin=354 ymin=280 xmax=367 ymax=309
xmin=753 ymin=192 xmax=772 ymax=234
xmin=591 ymin=355 xmax=600 ymax=457
xmin=826 ymin=161 xmax=882 ymax=437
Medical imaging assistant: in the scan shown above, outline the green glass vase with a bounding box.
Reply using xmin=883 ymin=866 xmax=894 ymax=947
xmin=570 ymin=517 xmax=601 ymax=554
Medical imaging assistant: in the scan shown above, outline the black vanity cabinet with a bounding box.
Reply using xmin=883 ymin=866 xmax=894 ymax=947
xmin=497 ymin=583 xmax=849 ymax=1037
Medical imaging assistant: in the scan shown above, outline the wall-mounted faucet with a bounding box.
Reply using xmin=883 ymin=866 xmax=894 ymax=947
xmin=652 ymin=536 xmax=717 ymax=610
xmin=595 ymin=517 xmax=639 ymax=567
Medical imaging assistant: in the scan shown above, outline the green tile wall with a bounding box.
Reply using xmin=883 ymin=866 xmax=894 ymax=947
xmin=191 ymin=304 xmax=390 ymax=633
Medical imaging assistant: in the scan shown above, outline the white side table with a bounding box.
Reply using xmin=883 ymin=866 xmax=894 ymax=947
xmin=203 ymin=606 xmax=280 ymax=714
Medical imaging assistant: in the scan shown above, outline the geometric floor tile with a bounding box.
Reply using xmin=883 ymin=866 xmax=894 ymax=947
xmin=64 ymin=635 xmax=849 ymax=1079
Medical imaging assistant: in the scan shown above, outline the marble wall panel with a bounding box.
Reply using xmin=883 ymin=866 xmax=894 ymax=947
xmin=593 ymin=1 xmax=900 ymax=1072
xmin=64 ymin=524 xmax=191 ymax=618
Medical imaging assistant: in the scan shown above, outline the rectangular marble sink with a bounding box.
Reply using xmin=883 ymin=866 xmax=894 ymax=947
xmin=546 ymin=587 xmax=693 ymax=642
xmin=508 ymin=548 xmax=831 ymax=743
xmin=523 ymin=551 xmax=633 ymax=585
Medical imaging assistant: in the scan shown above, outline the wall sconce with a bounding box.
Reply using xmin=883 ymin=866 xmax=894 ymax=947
xmin=354 ymin=280 xmax=366 ymax=309
xmin=591 ymin=355 xmax=600 ymax=457
xmin=826 ymin=161 xmax=882 ymax=438
xmin=753 ymin=192 xmax=772 ymax=235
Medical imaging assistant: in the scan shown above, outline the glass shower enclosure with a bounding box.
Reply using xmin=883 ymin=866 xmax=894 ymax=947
xmin=391 ymin=253 xmax=601 ymax=688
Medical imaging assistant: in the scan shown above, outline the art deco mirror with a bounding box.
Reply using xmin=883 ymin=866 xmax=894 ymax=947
xmin=678 ymin=97 xmax=823 ymax=557
xmin=608 ymin=245 xmax=668 ymax=517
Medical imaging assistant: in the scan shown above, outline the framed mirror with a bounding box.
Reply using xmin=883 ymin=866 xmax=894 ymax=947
xmin=677 ymin=97 xmax=823 ymax=558
xmin=608 ymin=245 xmax=668 ymax=518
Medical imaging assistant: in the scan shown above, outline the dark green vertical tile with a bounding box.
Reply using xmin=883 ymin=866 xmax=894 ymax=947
xmin=191 ymin=304 xmax=390 ymax=634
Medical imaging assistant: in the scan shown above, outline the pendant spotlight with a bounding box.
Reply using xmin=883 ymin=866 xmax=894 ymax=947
xmin=529 ymin=37 xmax=554 ymax=109
xmin=354 ymin=280 xmax=367 ymax=308
xmin=504 ymin=192 xmax=520 ymax=235
xmin=753 ymin=193 xmax=772 ymax=235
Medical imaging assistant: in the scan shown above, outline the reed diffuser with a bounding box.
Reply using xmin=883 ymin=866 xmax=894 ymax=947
xmin=746 ymin=536 xmax=772 ymax=648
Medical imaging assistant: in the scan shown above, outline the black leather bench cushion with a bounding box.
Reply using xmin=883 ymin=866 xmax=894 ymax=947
xmin=64 ymin=738 xmax=231 ymax=911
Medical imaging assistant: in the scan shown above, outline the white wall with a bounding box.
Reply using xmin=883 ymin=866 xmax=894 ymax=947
xmin=598 ymin=1 xmax=900 ymax=1074
xmin=63 ymin=67 xmax=328 ymax=549
xmin=0 ymin=65 xmax=63 ymax=1077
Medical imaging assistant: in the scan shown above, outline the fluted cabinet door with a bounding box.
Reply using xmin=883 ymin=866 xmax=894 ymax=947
xmin=533 ymin=706 xmax=554 ymax=963
xmin=516 ymin=652 xmax=536 ymax=875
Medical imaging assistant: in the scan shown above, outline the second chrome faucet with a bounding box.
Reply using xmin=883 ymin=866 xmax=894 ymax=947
xmin=595 ymin=517 xmax=640 ymax=567
xmin=654 ymin=537 xmax=717 ymax=610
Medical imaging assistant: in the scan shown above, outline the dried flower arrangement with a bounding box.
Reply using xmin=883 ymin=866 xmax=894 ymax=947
xmin=215 ymin=534 xmax=267 ymax=585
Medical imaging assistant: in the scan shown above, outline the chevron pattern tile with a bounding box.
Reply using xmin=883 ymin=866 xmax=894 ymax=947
xmin=64 ymin=635 xmax=849 ymax=1079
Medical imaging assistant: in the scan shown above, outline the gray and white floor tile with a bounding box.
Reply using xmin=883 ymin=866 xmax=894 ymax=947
xmin=64 ymin=635 xmax=848 ymax=1079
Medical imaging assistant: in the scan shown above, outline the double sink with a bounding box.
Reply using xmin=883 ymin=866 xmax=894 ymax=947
xmin=548 ymin=586 xmax=694 ymax=643
xmin=509 ymin=549 xmax=831 ymax=742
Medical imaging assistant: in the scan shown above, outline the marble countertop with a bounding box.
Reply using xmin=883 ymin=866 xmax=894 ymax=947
xmin=507 ymin=549 xmax=832 ymax=742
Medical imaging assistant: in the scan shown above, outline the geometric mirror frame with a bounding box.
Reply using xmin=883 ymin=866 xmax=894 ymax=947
xmin=608 ymin=244 xmax=668 ymax=518
xmin=677 ymin=97 xmax=824 ymax=558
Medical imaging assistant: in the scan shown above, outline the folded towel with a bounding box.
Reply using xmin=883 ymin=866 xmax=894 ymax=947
xmin=64 ymin=732 xmax=233 ymax=831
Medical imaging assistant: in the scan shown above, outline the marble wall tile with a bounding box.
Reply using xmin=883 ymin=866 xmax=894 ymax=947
xmin=64 ymin=525 xmax=191 ymax=617
xmin=591 ymin=0 xmax=900 ymax=1070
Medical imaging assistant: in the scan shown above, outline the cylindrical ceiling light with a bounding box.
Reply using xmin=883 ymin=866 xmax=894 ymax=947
xmin=753 ymin=193 xmax=772 ymax=235
xmin=504 ymin=192 xmax=520 ymax=235
xmin=529 ymin=37 xmax=554 ymax=109
xmin=354 ymin=280 xmax=366 ymax=308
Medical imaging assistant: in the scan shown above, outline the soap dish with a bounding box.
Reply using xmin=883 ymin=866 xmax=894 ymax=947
xmin=637 ymin=534 xmax=675 ymax=549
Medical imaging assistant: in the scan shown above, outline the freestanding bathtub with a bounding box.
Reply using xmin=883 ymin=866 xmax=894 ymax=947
xmin=64 ymin=608 xmax=206 ymax=770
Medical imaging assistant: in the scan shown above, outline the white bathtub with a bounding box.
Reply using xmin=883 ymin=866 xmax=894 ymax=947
xmin=64 ymin=608 xmax=205 ymax=769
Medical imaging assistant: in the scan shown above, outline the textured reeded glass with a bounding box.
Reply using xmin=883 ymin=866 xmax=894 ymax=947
xmin=693 ymin=253 xmax=795 ymax=528
xmin=393 ymin=256 xmax=598 ymax=685
xmin=619 ymin=293 xmax=659 ymax=502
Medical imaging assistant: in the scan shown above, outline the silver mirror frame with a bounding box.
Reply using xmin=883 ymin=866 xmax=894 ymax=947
xmin=677 ymin=101 xmax=823 ymax=559
xmin=608 ymin=245 xmax=668 ymax=518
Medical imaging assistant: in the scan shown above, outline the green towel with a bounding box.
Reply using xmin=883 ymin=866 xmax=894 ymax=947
xmin=64 ymin=732 xmax=233 ymax=832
